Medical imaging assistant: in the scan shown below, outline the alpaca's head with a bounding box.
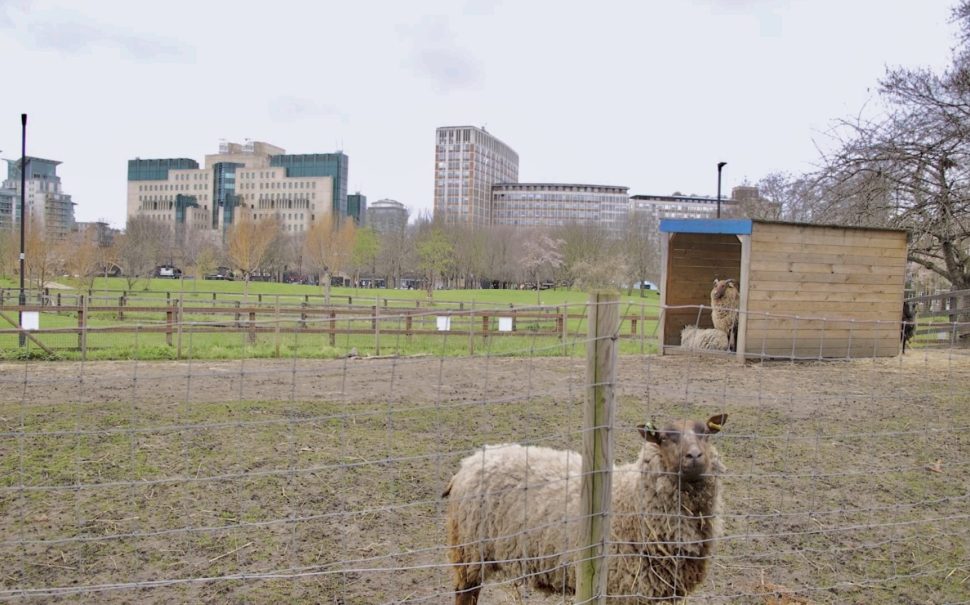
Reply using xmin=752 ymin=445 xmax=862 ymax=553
xmin=638 ymin=414 xmax=727 ymax=484
xmin=711 ymin=279 xmax=738 ymax=301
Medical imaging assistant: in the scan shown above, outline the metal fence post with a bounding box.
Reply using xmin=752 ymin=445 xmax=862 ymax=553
xmin=577 ymin=291 xmax=617 ymax=603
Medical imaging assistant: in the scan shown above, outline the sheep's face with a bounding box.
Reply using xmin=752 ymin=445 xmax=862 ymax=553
xmin=711 ymin=279 xmax=738 ymax=301
xmin=637 ymin=414 xmax=727 ymax=484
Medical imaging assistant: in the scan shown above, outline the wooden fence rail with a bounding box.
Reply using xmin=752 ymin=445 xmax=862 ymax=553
xmin=0 ymin=302 xmax=660 ymax=359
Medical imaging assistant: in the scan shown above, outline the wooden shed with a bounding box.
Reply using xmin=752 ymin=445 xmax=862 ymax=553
xmin=658 ymin=219 xmax=909 ymax=359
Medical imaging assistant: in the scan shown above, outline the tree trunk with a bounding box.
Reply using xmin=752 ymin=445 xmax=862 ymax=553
xmin=323 ymin=271 xmax=332 ymax=306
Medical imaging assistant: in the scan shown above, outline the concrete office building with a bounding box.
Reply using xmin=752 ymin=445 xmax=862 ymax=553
xmin=434 ymin=126 xmax=519 ymax=227
xmin=127 ymin=141 xmax=343 ymax=237
xmin=629 ymin=192 xmax=740 ymax=221
xmin=491 ymin=183 xmax=630 ymax=233
xmin=2 ymin=157 xmax=76 ymax=238
xmin=0 ymin=186 xmax=13 ymax=231
xmin=367 ymin=198 xmax=409 ymax=234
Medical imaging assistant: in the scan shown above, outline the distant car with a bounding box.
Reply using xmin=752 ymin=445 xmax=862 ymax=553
xmin=154 ymin=265 xmax=182 ymax=279
xmin=204 ymin=267 xmax=235 ymax=281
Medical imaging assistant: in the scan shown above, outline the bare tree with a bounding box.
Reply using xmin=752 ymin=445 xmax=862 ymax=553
xmin=0 ymin=228 xmax=14 ymax=279
xmin=377 ymin=226 xmax=413 ymax=288
xmin=447 ymin=224 xmax=487 ymax=289
xmin=621 ymin=210 xmax=661 ymax=296
xmin=303 ymin=213 xmax=356 ymax=304
xmin=117 ymin=216 xmax=171 ymax=290
xmin=61 ymin=227 xmax=100 ymax=290
xmin=815 ymin=2 xmax=970 ymax=291
xmin=519 ymin=231 xmax=564 ymax=304
xmin=554 ymin=221 xmax=617 ymax=287
xmin=482 ymin=226 xmax=521 ymax=288
xmin=226 ymin=211 xmax=280 ymax=297
xmin=24 ymin=215 xmax=58 ymax=290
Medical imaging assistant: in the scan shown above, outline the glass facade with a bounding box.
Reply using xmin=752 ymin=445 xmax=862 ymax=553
xmin=174 ymin=194 xmax=199 ymax=225
xmin=214 ymin=162 xmax=242 ymax=228
xmin=347 ymin=193 xmax=366 ymax=225
xmin=270 ymin=153 xmax=348 ymax=218
xmin=127 ymin=158 xmax=199 ymax=181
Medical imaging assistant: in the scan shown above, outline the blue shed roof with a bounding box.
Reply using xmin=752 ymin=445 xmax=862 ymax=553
xmin=659 ymin=218 xmax=753 ymax=234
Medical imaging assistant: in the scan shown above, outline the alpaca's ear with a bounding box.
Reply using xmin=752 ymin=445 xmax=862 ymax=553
xmin=706 ymin=414 xmax=728 ymax=433
xmin=638 ymin=422 xmax=662 ymax=445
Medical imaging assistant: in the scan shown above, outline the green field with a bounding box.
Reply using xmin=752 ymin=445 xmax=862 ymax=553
xmin=0 ymin=277 xmax=661 ymax=361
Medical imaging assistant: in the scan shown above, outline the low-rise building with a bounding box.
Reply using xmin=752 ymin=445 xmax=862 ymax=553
xmin=491 ymin=183 xmax=629 ymax=232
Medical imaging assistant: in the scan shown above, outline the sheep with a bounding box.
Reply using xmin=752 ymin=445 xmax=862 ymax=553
xmin=680 ymin=326 xmax=730 ymax=351
xmin=443 ymin=413 xmax=728 ymax=604
xmin=711 ymin=278 xmax=740 ymax=351
xmin=901 ymin=301 xmax=916 ymax=353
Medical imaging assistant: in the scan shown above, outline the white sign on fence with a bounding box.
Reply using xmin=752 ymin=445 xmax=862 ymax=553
xmin=21 ymin=311 xmax=39 ymax=331
xmin=498 ymin=317 xmax=513 ymax=332
xmin=436 ymin=316 xmax=451 ymax=331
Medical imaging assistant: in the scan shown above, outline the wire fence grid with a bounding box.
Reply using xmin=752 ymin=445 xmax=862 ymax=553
xmin=0 ymin=299 xmax=967 ymax=604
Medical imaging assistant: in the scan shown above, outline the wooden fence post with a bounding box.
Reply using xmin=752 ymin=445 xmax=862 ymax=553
xmin=639 ymin=303 xmax=646 ymax=355
xmin=374 ymin=298 xmax=381 ymax=356
xmin=77 ymin=295 xmax=87 ymax=356
xmin=577 ymin=291 xmax=618 ymax=604
xmin=329 ymin=310 xmax=336 ymax=346
xmin=274 ymin=301 xmax=281 ymax=357
xmin=248 ymin=310 xmax=257 ymax=345
xmin=118 ymin=295 xmax=126 ymax=321
xmin=166 ymin=301 xmax=174 ymax=347
xmin=176 ymin=299 xmax=183 ymax=359
xmin=468 ymin=300 xmax=475 ymax=355
xmin=235 ymin=300 xmax=241 ymax=327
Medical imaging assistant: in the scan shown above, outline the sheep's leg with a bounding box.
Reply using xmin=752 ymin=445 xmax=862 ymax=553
xmin=454 ymin=582 xmax=482 ymax=605
xmin=448 ymin=514 xmax=484 ymax=604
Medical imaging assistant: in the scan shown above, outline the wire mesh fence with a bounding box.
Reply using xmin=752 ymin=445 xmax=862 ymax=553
xmin=0 ymin=299 xmax=967 ymax=603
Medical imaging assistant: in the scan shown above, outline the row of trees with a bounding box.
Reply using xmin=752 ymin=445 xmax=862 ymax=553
xmin=0 ymin=207 xmax=664 ymax=301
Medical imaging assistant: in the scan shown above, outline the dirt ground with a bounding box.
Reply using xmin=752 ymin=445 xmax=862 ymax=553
xmin=0 ymin=351 xmax=968 ymax=604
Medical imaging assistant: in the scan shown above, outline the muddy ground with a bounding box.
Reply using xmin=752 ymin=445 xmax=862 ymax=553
xmin=0 ymin=351 xmax=967 ymax=604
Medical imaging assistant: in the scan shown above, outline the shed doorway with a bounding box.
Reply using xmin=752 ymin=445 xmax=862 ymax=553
xmin=662 ymin=232 xmax=743 ymax=348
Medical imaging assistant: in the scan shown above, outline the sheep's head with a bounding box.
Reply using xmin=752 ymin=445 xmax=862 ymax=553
xmin=711 ymin=279 xmax=738 ymax=301
xmin=637 ymin=414 xmax=727 ymax=484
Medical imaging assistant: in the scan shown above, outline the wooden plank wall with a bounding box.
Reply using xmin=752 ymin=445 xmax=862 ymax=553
xmin=664 ymin=233 xmax=742 ymax=345
xmin=745 ymin=223 xmax=907 ymax=358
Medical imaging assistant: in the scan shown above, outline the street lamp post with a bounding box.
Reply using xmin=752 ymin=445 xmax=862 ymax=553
xmin=19 ymin=114 xmax=27 ymax=347
xmin=716 ymin=161 xmax=727 ymax=219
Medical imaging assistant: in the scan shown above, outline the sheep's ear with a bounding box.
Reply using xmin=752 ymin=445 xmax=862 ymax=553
xmin=706 ymin=414 xmax=728 ymax=434
xmin=637 ymin=422 xmax=662 ymax=445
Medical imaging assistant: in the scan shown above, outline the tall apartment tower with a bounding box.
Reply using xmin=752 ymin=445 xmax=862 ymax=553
xmin=434 ymin=126 xmax=518 ymax=227
xmin=2 ymin=157 xmax=76 ymax=238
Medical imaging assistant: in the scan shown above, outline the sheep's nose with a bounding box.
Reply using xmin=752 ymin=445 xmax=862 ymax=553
xmin=685 ymin=448 xmax=703 ymax=461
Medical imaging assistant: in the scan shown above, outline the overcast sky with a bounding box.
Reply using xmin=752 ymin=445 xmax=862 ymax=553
xmin=0 ymin=0 xmax=958 ymax=228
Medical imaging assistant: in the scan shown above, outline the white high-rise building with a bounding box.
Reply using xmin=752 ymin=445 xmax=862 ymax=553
xmin=433 ymin=126 xmax=519 ymax=227
xmin=2 ymin=157 xmax=76 ymax=239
